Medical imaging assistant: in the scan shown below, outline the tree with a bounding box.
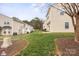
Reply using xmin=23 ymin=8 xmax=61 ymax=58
xmin=23 ymin=20 xmax=30 ymax=25
xmin=49 ymin=3 xmax=79 ymax=42
xmin=30 ymin=17 xmax=43 ymax=30
xmin=0 ymin=27 xmax=2 ymax=35
xmin=12 ymin=17 xmax=20 ymax=20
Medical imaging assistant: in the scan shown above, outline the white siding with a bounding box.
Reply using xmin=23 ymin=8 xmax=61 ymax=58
xmin=0 ymin=13 xmax=34 ymax=35
xmin=0 ymin=14 xmax=13 ymax=35
xmin=12 ymin=21 xmax=24 ymax=34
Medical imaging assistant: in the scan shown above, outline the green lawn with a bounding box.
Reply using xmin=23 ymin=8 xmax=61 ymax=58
xmin=11 ymin=31 xmax=74 ymax=56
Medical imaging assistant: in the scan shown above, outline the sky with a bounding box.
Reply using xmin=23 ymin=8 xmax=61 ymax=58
xmin=0 ymin=3 xmax=49 ymax=21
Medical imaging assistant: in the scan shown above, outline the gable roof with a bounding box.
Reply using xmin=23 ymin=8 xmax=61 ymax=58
xmin=46 ymin=7 xmax=51 ymax=17
xmin=13 ymin=18 xmax=24 ymax=24
xmin=0 ymin=13 xmax=12 ymax=19
xmin=0 ymin=13 xmax=24 ymax=24
xmin=46 ymin=4 xmax=63 ymax=17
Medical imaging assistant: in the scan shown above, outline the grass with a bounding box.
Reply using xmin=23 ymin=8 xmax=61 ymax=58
xmin=15 ymin=31 xmax=74 ymax=56
xmin=0 ymin=30 xmax=74 ymax=56
xmin=19 ymin=32 xmax=56 ymax=56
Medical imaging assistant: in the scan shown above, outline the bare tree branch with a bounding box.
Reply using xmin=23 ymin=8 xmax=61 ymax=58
xmin=66 ymin=3 xmax=74 ymax=16
xmin=73 ymin=3 xmax=78 ymax=13
xmin=71 ymin=3 xmax=77 ymax=14
xmin=61 ymin=3 xmax=74 ymax=17
xmin=48 ymin=3 xmax=71 ymax=16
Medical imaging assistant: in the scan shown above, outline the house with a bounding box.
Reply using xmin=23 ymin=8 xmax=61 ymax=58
xmin=23 ymin=23 xmax=34 ymax=33
xmin=43 ymin=4 xmax=74 ymax=32
xmin=0 ymin=13 xmax=34 ymax=35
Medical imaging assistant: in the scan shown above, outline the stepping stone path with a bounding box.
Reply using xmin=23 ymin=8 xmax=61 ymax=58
xmin=0 ymin=40 xmax=28 ymax=56
xmin=55 ymin=38 xmax=79 ymax=56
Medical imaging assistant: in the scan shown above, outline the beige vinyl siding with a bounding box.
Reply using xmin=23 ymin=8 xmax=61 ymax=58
xmin=43 ymin=4 xmax=74 ymax=32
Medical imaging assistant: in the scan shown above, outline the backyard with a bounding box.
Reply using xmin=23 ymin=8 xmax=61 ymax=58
xmin=7 ymin=30 xmax=74 ymax=56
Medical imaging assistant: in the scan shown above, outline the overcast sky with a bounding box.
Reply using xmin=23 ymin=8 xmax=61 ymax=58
xmin=0 ymin=3 xmax=49 ymax=21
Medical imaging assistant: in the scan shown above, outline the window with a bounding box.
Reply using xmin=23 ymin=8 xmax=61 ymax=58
xmin=4 ymin=31 xmax=6 ymax=34
xmin=7 ymin=22 xmax=9 ymax=24
xmin=60 ymin=11 xmax=64 ymax=15
xmin=4 ymin=22 xmax=10 ymax=24
xmin=8 ymin=31 xmax=10 ymax=34
xmin=65 ymin=22 xmax=69 ymax=29
xmin=4 ymin=22 xmax=6 ymax=24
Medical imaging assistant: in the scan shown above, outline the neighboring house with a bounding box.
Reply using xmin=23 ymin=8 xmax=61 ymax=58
xmin=0 ymin=14 xmax=13 ymax=35
xmin=0 ymin=13 xmax=34 ymax=35
xmin=23 ymin=23 xmax=34 ymax=33
xmin=43 ymin=4 xmax=74 ymax=32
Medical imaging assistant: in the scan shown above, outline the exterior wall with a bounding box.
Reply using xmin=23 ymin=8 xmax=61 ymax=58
xmin=0 ymin=14 xmax=12 ymax=26
xmin=12 ymin=19 xmax=34 ymax=35
xmin=21 ymin=23 xmax=28 ymax=34
xmin=2 ymin=28 xmax=12 ymax=35
xmin=43 ymin=5 xmax=74 ymax=32
xmin=12 ymin=21 xmax=24 ymax=35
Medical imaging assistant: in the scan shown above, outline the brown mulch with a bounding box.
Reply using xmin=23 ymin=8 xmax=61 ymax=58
xmin=55 ymin=38 xmax=79 ymax=56
xmin=0 ymin=40 xmax=28 ymax=56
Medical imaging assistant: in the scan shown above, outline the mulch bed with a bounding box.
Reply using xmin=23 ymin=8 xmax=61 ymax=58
xmin=55 ymin=38 xmax=79 ymax=56
xmin=0 ymin=40 xmax=28 ymax=56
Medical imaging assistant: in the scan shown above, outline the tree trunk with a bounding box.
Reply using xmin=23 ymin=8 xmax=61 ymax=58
xmin=75 ymin=15 xmax=79 ymax=42
xmin=0 ymin=27 xmax=2 ymax=35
